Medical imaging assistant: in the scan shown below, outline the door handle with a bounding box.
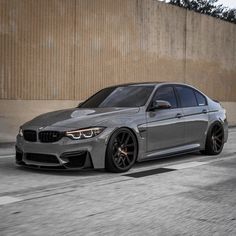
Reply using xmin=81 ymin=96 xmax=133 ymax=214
xmin=176 ymin=113 xmax=183 ymax=118
xmin=202 ymin=109 xmax=208 ymax=114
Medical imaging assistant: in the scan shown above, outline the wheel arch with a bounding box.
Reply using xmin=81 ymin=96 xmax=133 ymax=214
xmin=206 ymin=120 xmax=224 ymax=136
xmin=105 ymin=126 xmax=139 ymax=166
xmin=202 ymin=120 xmax=224 ymax=152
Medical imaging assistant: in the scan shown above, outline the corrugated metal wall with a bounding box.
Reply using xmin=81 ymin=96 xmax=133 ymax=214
xmin=0 ymin=0 xmax=236 ymax=101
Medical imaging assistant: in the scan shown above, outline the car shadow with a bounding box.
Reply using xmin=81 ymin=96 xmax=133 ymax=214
xmin=134 ymin=151 xmax=203 ymax=169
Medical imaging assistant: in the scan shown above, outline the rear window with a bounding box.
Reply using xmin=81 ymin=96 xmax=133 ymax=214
xmin=194 ymin=90 xmax=207 ymax=106
xmin=176 ymin=86 xmax=198 ymax=108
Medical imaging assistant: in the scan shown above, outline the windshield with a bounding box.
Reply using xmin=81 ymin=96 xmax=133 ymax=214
xmin=79 ymin=86 xmax=154 ymax=108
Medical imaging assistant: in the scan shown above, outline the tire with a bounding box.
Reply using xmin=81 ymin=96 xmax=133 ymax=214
xmin=202 ymin=122 xmax=224 ymax=155
xmin=105 ymin=128 xmax=138 ymax=173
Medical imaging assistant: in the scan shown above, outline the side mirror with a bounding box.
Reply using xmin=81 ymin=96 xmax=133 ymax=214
xmin=150 ymin=100 xmax=171 ymax=111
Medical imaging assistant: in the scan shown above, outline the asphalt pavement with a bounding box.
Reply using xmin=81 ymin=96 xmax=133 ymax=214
xmin=0 ymin=129 xmax=236 ymax=235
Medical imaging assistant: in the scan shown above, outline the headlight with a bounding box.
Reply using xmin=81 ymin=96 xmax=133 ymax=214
xmin=65 ymin=127 xmax=106 ymax=140
xmin=19 ymin=127 xmax=23 ymax=137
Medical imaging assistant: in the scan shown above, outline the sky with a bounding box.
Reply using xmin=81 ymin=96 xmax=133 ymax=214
xmin=217 ymin=0 xmax=236 ymax=9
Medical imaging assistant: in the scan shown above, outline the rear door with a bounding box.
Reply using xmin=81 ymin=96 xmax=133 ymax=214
xmin=146 ymin=85 xmax=185 ymax=153
xmin=175 ymin=85 xmax=209 ymax=147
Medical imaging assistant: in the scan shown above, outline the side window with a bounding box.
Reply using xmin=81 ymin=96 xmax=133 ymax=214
xmin=194 ymin=90 xmax=207 ymax=106
xmin=176 ymin=86 xmax=198 ymax=108
xmin=153 ymin=86 xmax=178 ymax=108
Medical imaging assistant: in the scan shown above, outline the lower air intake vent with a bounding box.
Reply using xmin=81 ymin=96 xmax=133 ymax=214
xmin=26 ymin=153 xmax=59 ymax=164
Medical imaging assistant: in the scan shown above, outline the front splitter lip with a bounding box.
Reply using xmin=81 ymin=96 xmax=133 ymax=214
xmin=15 ymin=162 xmax=95 ymax=171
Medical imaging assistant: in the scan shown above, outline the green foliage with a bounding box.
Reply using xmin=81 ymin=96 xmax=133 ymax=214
xmin=169 ymin=0 xmax=236 ymax=24
xmin=222 ymin=9 xmax=236 ymax=23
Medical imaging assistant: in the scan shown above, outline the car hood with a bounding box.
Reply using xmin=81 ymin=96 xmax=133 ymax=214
xmin=23 ymin=107 xmax=140 ymax=130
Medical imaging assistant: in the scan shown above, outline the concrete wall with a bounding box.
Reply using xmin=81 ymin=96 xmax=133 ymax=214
xmin=0 ymin=0 xmax=236 ymax=141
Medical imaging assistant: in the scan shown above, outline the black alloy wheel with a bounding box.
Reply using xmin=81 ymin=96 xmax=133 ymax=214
xmin=203 ymin=122 xmax=224 ymax=155
xmin=105 ymin=128 xmax=138 ymax=173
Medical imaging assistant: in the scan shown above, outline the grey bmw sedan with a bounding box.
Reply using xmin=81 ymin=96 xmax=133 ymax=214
xmin=16 ymin=82 xmax=228 ymax=172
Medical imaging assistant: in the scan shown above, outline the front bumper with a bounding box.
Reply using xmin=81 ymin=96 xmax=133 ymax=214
xmin=16 ymin=147 xmax=93 ymax=170
xmin=15 ymin=128 xmax=114 ymax=169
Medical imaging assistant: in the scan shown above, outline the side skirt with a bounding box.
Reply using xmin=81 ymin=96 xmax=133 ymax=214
xmin=138 ymin=144 xmax=200 ymax=162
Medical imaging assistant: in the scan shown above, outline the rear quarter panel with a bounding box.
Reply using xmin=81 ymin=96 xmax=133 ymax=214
xmin=207 ymin=98 xmax=228 ymax=143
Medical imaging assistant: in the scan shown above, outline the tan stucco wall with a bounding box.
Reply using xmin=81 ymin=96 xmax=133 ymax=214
xmin=220 ymin=102 xmax=236 ymax=127
xmin=0 ymin=100 xmax=235 ymax=142
xmin=0 ymin=0 xmax=236 ymax=101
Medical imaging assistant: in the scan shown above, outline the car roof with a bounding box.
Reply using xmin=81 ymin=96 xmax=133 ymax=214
xmin=107 ymin=82 xmax=188 ymax=87
xmin=105 ymin=82 xmax=207 ymax=97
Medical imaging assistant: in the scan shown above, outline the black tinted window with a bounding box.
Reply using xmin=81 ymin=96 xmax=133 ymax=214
xmin=153 ymin=86 xmax=177 ymax=108
xmin=79 ymin=86 xmax=154 ymax=108
xmin=195 ymin=90 xmax=207 ymax=106
xmin=176 ymin=86 xmax=198 ymax=108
